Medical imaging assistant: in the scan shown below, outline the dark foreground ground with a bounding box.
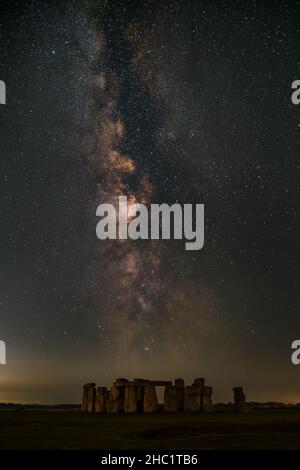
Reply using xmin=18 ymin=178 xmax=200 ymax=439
xmin=0 ymin=409 xmax=300 ymax=450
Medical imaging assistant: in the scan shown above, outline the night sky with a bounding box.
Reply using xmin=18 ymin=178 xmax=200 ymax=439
xmin=0 ymin=0 xmax=299 ymax=404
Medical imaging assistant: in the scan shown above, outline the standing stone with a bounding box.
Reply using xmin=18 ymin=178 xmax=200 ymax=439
xmin=175 ymin=378 xmax=185 ymax=389
xmin=164 ymin=386 xmax=177 ymax=412
xmin=233 ymin=387 xmax=246 ymax=411
xmin=124 ymin=385 xmax=138 ymax=413
xmin=87 ymin=383 xmax=96 ymax=412
xmin=115 ymin=378 xmax=129 ymax=386
xmin=193 ymin=378 xmax=205 ymax=388
xmin=95 ymin=387 xmax=108 ymax=413
xmin=107 ymin=384 xmax=124 ymax=412
xmin=135 ymin=386 xmax=144 ymax=412
xmin=184 ymin=385 xmax=201 ymax=411
xmin=202 ymin=386 xmax=213 ymax=412
xmin=165 ymin=379 xmax=185 ymax=412
xmin=81 ymin=384 xmax=89 ymax=412
xmin=143 ymin=384 xmax=158 ymax=412
xmin=175 ymin=378 xmax=185 ymax=411
xmin=81 ymin=383 xmax=96 ymax=412
xmin=192 ymin=378 xmax=205 ymax=411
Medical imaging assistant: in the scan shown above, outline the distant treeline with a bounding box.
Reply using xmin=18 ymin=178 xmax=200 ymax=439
xmin=1 ymin=402 xmax=300 ymax=411
xmin=0 ymin=403 xmax=80 ymax=410
xmin=214 ymin=402 xmax=300 ymax=410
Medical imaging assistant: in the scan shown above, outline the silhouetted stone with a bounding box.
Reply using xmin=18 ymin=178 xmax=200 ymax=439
xmin=233 ymin=387 xmax=246 ymax=411
xmin=174 ymin=378 xmax=185 ymax=411
xmin=135 ymin=386 xmax=144 ymax=412
xmin=202 ymin=396 xmax=213 ymax=412
xmin=124 ymin=385 xmax=138 ymax=413
xmin=115 ymin=378 xmax=129 ymax=386
xmin=87 ymin=383 xmax=96 ymax=412
xmin=143 ymin=384 xmax=158 ymax=412
xmin=81 ymin=383 xmax=96 ymax=412
xmin=203 ymin=386 xmax=212 ymax=395
xmin=81 ymin=384 xmax=88 ymax=412
xmin=184 ymin=385 xmax=201 ymax=411
xmin=193 ymin=378 xmax=205 ymax=388
xmin=133 ymin=378 xmax=150 ymax=384
xmin=164 ymin=386 xmax=177 ymax=412
xmin=175 ymin=378 xmax=184 ymax=389
xmin=133 ymin=379 xmax=172 ymax=386
xmin=107 ymin=384 xmax=124 ymax=412
xmin=95 ymin=387 xmax=108 ymax=413
xmin=202 ymin=386 xmax=213 ymax=412
xmin=165 ymin=379 xmax=185 ymax=412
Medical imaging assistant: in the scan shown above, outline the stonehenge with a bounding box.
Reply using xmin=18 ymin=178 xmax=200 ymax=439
xmin=81 ymin=379 xmax=249 ymax=414
xmin=81 ymin=377 xmax=213 ymax=413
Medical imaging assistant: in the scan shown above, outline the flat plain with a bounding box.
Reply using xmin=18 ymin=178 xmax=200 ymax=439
xmin=0 ymin=409 xmax=300 ymax=449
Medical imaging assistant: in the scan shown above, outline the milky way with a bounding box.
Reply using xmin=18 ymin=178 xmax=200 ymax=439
xmin=84 ymin=2 xmax=228 ymax=372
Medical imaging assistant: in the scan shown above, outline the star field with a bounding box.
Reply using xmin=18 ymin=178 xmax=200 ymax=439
xmin=0 ymin=0 xmax=299 ymax=403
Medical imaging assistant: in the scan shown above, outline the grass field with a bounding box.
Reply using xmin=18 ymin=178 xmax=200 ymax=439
xmin=0 ymin=409 xmax=300 ymax=450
